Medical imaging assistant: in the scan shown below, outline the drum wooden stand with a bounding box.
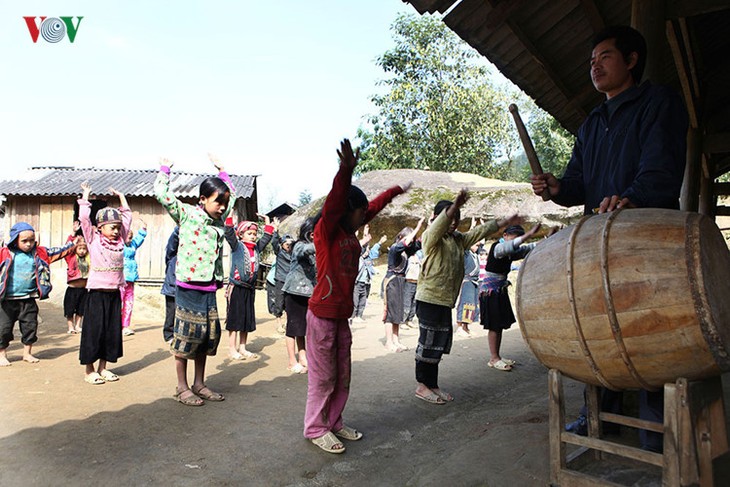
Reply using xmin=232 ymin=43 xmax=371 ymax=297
xmin=549 ymin=369 xmax=728 ymax=486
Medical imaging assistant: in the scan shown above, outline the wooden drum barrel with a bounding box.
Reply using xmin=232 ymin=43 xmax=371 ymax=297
xmin=515 ymin=208 xmax=730 ymax=390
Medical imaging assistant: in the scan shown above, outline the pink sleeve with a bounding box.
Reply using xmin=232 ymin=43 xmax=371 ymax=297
xmin=119 ymin=206 xmax=133 ymax=242
xmin=78 ymin=199 xmax=95 ymax=244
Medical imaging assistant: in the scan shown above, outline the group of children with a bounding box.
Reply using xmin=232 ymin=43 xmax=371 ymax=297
xmin=0 ymin=139 xmax=544 ymax=456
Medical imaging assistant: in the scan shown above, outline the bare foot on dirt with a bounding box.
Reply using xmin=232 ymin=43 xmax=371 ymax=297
xmin=0 ymin=353 xmax=11 ymax=366
xmin=23 ymin=354 xmax=40 ymax=363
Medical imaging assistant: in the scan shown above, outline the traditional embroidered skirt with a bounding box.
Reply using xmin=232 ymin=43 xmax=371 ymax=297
xmin=171 ymin=287 xmax=221 ymax=359
xmin=415 ymin=300 xmax=453 ymax=365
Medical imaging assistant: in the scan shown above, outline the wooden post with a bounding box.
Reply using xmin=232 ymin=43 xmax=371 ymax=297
xmin=631 ymin=0 xmax=667 ymax=84
xmin=680 ymin=127 xmax=701 ymax=212
xmin=698 ymin=160 xmax=714 ymax=216
xmin=548 ymin=369 xmax=565 ymax=486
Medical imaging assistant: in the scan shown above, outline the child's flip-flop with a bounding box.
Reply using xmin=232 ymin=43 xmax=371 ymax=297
xmin=310 ymin=432 xmax=346 ymax=453
xmin=488 ymin=359 xmax=512 ymax=371
xmin=433 ymin=389 xmax=454 ymax=402
xmin=334 ymin=425 xmax=363 ymax=441
xmin=415 ymin=391 xmax=446 ymax=405
xmin=99 ymin=370 xmax=119 ymax=382
xmin=84 ymin=372 xmax=105 ymax=385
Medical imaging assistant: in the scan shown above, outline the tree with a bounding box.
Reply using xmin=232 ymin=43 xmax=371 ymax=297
xmin=298 ymin=189 xmax=312 ymax=206
xmin=357 ymin=13 xmax=514 ymax=177
xmin=528 ymin=105 xmax=575 ymax=177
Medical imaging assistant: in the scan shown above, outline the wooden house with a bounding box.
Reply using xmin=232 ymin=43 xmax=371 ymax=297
xmin=0 ymin=167 xmax=258 ymax=285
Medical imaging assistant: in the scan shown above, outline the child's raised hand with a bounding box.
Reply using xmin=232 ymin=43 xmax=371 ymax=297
xmin=363 ymin=224 xmax=370 ymax=236
xmin=454 ymin=189 xmax=469 ymax=209
xmin=257 ymin=213 xmax=271 ymax=226
xmin=337 ymin=139 xmax=360 ymax=170
xmin=525 ymin=223 xmax=542 ymax=238
xmin=80 ymin=181 xmax=92 ymax=200
xmin=497 ymin=214 xmax=523 ymax=228
xmin=208 ymin=153 xmax=224 ymax=172
xmin=379 ymin=235 xmax=387 ymax=245
xmin=272 ymin=216 xmax=280 ymax=230
xmin=159 ymin=157 xmax=174 ymax=169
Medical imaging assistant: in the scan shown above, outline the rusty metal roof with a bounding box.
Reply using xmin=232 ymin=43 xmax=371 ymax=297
xmin=0 ymin=167 xmax=257 ymax=199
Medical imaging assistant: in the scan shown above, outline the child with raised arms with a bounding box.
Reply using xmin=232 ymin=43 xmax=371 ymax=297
xmin=304 ymin=139 xmax=410 ymax=453
xmin=414 ymin=190 xmax=520 ymax=404
xmin=64 ymin=221 xmax=89 ymax=334
xmin=154 ymin=154 xmax=235 ymax=406
xmin=78 ymin=183 xmax=132 ymax=384
xmin=224 ymin=215 xmax=275 ymax=360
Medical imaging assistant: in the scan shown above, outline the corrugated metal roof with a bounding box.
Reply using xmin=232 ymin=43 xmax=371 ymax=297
xmin=0 ymin=167 xmax=257 ymax=199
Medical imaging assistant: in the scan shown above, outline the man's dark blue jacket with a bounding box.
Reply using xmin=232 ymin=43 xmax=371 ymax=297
xmin=553 ymin=81 xmax=689 ymax=214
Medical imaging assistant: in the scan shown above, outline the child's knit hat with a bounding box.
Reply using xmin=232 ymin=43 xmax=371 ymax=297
xmin=96 ymin=207 xmax=121 ymax=227
xmin=8 ymin=222 xmax=35 ymax=246
xmin=236 ymin=221 xmax=258 ymax=236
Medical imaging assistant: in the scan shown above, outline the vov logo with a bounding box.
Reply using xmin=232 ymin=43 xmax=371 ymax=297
xmin=23 ymin=17 xmax=83 ymax=43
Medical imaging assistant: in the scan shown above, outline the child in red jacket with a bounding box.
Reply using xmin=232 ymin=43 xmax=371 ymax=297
xmin=304 ymin=139 xmax=410 ymax=453
xmin=64 ymin=221 xmax=89 ymax=334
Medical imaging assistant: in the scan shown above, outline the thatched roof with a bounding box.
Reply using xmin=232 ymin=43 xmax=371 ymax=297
xmin=280 ymin=169 xmax=582 ymax=239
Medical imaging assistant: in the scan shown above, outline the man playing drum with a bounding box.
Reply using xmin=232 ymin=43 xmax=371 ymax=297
xmin=530 ymin=25 xmax=689 ymax=452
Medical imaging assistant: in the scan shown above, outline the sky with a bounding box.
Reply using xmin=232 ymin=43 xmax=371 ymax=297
xmin=0 ymin=0 xmax=419 ymax=210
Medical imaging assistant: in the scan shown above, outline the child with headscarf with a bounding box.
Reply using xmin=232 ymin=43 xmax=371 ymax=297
xmin=224 ymin=217 xmax=275 ymax=360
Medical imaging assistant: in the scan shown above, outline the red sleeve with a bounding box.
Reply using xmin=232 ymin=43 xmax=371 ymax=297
xmin=320 ymin=163 xmax=354 ymax=237
xmin=364 ymin=186 xmax=404 ymax=224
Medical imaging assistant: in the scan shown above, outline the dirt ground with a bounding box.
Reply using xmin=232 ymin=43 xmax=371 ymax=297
xmin=1 ymin=283 xmax=729 ymax=486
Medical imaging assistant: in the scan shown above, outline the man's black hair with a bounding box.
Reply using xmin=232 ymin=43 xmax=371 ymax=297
xmin=592 ymin=25 xmax=647 ymax=84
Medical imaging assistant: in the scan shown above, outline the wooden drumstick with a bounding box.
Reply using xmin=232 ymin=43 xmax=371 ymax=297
xmin=509 ymin=103 xmax=549 ymax=201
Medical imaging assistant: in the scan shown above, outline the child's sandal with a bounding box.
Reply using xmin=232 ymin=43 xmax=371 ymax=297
xmin=192 ymin=385 xmax=225 ymax=401
xmin=174 ymin=388 xmax=204 ymax=406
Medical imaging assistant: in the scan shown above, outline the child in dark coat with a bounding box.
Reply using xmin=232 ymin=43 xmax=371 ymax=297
xmin=225 ymin=217 xmax=275 ymax=360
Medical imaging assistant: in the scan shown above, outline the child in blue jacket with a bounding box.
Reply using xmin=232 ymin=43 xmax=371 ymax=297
xmin=121 ymin=222 xmax=147 ymax=336
xmin=0 ymin=222 xmax=75 ymax=365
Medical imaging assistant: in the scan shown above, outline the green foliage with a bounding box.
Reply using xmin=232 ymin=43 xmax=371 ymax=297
xmin=298 ymin=189 xmax=312 ymax=206
xmin=357 ymin=13 xmax=575 ymax=182
xmin=357 ymin=13 xmax=513 ymax=177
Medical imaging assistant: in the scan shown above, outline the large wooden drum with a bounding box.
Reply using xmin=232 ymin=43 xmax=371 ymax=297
xmin=515 ymin=208 xmax=730 ymax=390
